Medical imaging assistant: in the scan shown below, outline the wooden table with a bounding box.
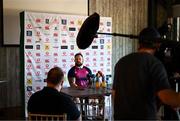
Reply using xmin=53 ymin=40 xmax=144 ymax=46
xmin=61 ymin=87 xmax=112 ymax=120
xmin=61 ymin=87 xmax=111 ymax=98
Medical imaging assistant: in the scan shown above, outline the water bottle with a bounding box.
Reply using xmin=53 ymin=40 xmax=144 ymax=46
xmin=106 ymin=77 xmax=110 ymax=89
xmin=101 ymin=75 xmax=106 ymax=88
xmin=96 ymin=76 xmax=100 ymax=89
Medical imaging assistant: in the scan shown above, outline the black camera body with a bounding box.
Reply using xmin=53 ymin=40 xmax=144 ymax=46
xmin=155 ymin=40 xmax=180 ymax=77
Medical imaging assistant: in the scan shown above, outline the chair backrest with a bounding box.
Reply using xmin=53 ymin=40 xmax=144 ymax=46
xmin=28 ymin=113 xmax=67 ymax=121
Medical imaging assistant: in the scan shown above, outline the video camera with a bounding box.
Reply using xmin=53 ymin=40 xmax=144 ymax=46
xmin=155 ymin=40 xmax=180 ymax=78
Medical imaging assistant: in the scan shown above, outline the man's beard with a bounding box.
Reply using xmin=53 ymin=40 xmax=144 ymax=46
xmin=75 ymin=63 xmax=82 ymax=67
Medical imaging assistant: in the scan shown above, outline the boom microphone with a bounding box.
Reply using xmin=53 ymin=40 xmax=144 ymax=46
xmin=76 ymin=12 xmax=138 ymax=50
xmin=76 ymin=12 xmax=100 ymax=49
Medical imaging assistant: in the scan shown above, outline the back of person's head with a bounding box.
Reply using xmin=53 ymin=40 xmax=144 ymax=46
xmin=139 ymin=27 xmax=161 ymax=49
xmin=47 ymin=67 xmax=64 ymax=85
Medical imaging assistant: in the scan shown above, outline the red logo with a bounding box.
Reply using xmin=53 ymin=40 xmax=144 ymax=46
xmin=70 ymin=21 xmax=74 ymax=25
xmin=62 ymin=59 xmax=66 ymax=62
xmin=36 ymin=31 xmax=41 ymax=36
xmin=54 ymin=58 xmax=58 ymax=63
xmin=36 ymin=53 xmax=41 ymax=56
xmin=27 ymin=59 xmax=32 ymax=63
xmin=26 ymin=38 xmax=32 ymax=43
xmin=62 ymin=39 xmax=66 ymax=43
xmin=69 ymin=32 xmax=75 ymax=37
xmin=35 ymin=58 xmax=41 ymax=63
xmin=53 ymin=53 xmax=58 ymax=56
xmin=107 ymin=62 xmax=110 ymax=66
xmin=36 ymin=18 xmax=41 ymax=23
xmin=27 ymin=51 xmax=32 ymax=56
xmin=100 ymin=52 xmax=104 ymax=55
xmin=45 ymin=52 xmax=50 ymax=56
xmin=70 ymin=53 xmax=74 ymax=56
xmin=85 ymin=64 xmax=90 ymax=67
xmin=93 ymin=51 xmax=97 ymax=55
xmin=85 ymin=58 xmax=90 ymax=62
xmin=27 ymin=72 xmax=32 ymax=76
xmin=93 ymin=63 xmax=97 ymax=67
xmin=45 ymin=38 xmax=50 ymax=42
xmin=45 ymin=26 xmax=50 ymax=30
xmin=93 ymin=70 xmax=97 ymax=73
xmin=26 ymin=24 xmax=33 ymax=29
xmin=45 ymin=59 xmax=50 ymax=63
xmin=53 ymin=18 xmax=59 ymax=24
xmin=36 ymin=65 xmax=41 ymax=69
xmin=85 ymin=52 xmax=90 ymax=55
xmin=26 ymin=64 xmax=32 ymax=69
xmin=100 ymin=57 xmax=104 ymax=61
xmin=45 ymin=64 xmax=50 ymax=69
xmin=107 ymin=28 xmax=110 ymax=32
xmin=61 ymin=26 xmax=67 ymax=31
xmin=35 ymin=71 xmax=41 ymax=76
xmin=62 ymin=52 xmax=67 ymax=56
xmin=53 ymin=33 xmax=58 ymax=37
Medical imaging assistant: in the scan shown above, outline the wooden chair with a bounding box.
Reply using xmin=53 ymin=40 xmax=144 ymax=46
xmin=28 ymin=113 xmax=67 ymax=121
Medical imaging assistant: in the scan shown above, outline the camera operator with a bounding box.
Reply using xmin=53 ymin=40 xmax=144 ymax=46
xmin=113 ymin=27 xmax=180 ymax=120
xmin=155 ymin=40 xmax=180 ymax=120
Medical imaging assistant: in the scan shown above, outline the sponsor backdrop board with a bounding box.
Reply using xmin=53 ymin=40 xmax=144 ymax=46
xmin=21 ymin=11 xmax=112 ymax=115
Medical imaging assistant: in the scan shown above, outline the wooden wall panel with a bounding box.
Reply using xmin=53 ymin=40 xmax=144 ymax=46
xmin=89 ymin=0 xmax=148 ymax=75
xmin=0 ymin=47 xmax=21 ymax=108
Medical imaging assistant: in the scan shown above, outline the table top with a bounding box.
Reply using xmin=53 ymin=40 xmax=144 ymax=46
xmin=61 ymin=87 xmax=112 ymax=98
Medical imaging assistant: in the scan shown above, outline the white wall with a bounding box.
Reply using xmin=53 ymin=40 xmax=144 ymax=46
xmin=3 ymin=0 xmax=88 ymax=45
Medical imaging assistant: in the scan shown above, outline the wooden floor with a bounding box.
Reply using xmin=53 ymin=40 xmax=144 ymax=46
xmin=0 ymin=106 xmax=25 ymax=120
xmin=0 ymin=97 xmax=113 ymax=120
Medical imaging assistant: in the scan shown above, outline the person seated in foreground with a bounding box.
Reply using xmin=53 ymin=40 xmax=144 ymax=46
xmin=27 ymin=67 xmax=81 ymax=120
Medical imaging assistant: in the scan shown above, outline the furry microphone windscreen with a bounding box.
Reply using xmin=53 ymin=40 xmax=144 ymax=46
xmin=76 ymin=12 xmax=100 ymax=49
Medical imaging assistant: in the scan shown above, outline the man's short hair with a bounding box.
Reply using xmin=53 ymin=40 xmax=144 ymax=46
xmin=139 ymin=27 xmax=161 ymax=48
xmin=74 ymin=53 xmax=83 ymax=58
xmin=47 ymin=67 xmax=64 ymax=85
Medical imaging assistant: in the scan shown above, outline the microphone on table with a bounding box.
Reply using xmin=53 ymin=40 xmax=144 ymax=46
xmin=87 ymin=74 xmax=95 ymax=80
xmin=87 ymin=74 xmax=96 ymax=87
